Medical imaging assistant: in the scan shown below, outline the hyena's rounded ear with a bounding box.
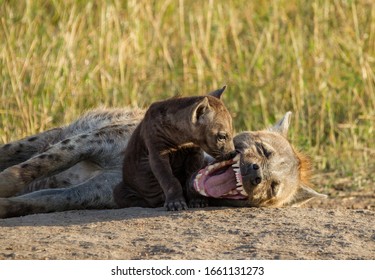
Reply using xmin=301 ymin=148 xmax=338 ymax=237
xmin=192 ymin=97 xmax=211 ymax=124
xmin=269 ymin=111 xmax=292 ymax=137
xmin=285 ymin=185 xmax=327 ymax=207
xmin=207 ymin=85 xmax=227 ymax=99
xmin=232 ymin=132 xmax=252 ymax=152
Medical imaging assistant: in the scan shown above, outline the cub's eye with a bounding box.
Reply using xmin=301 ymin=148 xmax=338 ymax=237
xmin=217 ymin=132 xmax=227 ymax=141
xmin=270 ymin=181 xmax=280 ymax=197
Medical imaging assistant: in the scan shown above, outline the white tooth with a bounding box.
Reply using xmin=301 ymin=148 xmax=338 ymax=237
xmin=196 ymin=173 xmax=202 ymax=179
xmin=193 ymin=178 xmax=208 ymax=196
xmin=200 ymin=188 xmax=207 ymax=196
xmin=207 ymin=165 xmax=214 ymax=171
xmin=235 ymin=174 xmax=241 ymax=182
xmin=240 ymin=190 xmax=248 ymax=196
xmin=194 ymin=178 xmax=199 ymax=189
xmin=236 ymin=182 xmax=242 ymax=186
xmin=232 ymin=162 xmax=240 ymax=168
xmin=213 ymin=162 xmax=220 ymax=168
xmin=233 ymin=154 xmax=240 ymax=161
xmin=233 ymin=168 xmax=240 ymax=174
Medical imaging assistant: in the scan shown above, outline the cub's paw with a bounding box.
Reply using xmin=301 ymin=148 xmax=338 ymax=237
xmin=188 ymin=197 xmax=208 ymax=208
xmin=164 ymin=199 xmax=188 ymax=211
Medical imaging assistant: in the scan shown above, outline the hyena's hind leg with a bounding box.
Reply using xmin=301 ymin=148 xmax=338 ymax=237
xmin=0 ymin=128 xmax=118 ymax=198
xmin=0 ymin=171 xmax=121 ymax=219
xmin=0 ymin=128 xmax=63 ymax=171
xmin=18 ymin=160 xmax=103 ymax=195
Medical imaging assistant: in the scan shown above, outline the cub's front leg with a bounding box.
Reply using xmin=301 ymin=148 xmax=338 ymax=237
xmin=182 ymin=148 xmax=209 ymax=208
xmin=148 ymin=150 xmax=187 ymax=211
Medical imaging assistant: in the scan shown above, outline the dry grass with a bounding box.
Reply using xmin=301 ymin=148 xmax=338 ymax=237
xmin=0 ymin=0 xmax=374 ymax=185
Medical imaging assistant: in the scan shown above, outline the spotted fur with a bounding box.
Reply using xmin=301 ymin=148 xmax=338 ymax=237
xmin=0 ymin=108 xmax=325 ymax=218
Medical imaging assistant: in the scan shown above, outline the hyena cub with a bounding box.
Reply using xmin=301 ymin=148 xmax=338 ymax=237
xmin=114 ymin=86 xmax=235 ymax=211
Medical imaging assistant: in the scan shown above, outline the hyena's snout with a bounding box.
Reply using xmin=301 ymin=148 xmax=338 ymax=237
xmin=219 ymin=140 xmax=235 ymax=156
xmin=241 ymin=163 xmax=263 ymax=187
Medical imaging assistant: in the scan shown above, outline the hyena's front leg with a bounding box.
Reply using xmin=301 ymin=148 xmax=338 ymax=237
xmin=0 ymin=128 xmax=63 ymax=171
xmin=0 ymin=171 xmax=121 ymax=218
xmin=0 ymin=132 xmax=105 ymax=198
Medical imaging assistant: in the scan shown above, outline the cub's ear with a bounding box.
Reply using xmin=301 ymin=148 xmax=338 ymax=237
xmin=192 ymin=97 xmax=211 ymax=124
xmin=269 ymin=111 xmax=292 ymax=137
xmin=208 ymin=85 xmax=227 ymax=99
xmin=285 ymin=185 xmax=327 ymax=207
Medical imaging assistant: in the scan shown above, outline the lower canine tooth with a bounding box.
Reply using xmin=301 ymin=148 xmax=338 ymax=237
xmin=200 ymin=188 xmax=207 ymax=196
xmin=240 ymin=190 xmax=248 ymax=196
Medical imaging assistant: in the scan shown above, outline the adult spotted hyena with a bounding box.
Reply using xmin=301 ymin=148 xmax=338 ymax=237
xmin=0 ymin=107 xmax=325 ymax=218
xmin=189 ymin=112 xmax=326 ymax=208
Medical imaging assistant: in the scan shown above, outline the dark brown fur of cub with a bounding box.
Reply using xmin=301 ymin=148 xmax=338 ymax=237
xmin=114 ymin=87 xmax=235 ymax=211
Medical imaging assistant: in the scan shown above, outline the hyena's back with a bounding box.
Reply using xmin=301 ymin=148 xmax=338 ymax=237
xmin=0 ymin=107 xmax=145 ymax=218
xmin=1 ymin=107 xmax=145 ymax=171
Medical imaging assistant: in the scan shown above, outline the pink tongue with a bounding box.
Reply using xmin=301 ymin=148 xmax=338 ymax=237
xmin=204 ymin=168 xmax=236 ymax=198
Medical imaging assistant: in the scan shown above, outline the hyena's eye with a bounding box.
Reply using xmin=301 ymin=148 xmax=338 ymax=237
xmin=256 ymin=142 xmax=274 ymax=158
xmin=217 ymin=132 xmax=227 ymax=142
xmin=270 ymin=181 xmax=280 ymax=197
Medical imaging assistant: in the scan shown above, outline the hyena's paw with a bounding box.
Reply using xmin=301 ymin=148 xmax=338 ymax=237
xmin=188 ymin=197 xmax=208 ymax=208
xmin=0 ymin=198 xmax=31 ymax=219
xmin=0 ymin=198 xmax=12 ymax=219
xmin=0 ymin=167 xmax=26 ymax=198
xmin=164 ymin=198 xmax=188 ymax=211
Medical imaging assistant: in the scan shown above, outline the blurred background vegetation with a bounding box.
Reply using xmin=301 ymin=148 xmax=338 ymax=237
xmin=0 ymin=0 xmax=374 ymax=191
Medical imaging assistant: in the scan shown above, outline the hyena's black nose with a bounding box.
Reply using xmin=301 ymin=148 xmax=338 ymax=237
xmin=242 ymin=163 xmax=262 ymax=186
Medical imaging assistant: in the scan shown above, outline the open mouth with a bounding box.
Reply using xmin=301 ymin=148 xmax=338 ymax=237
xmin=193 ymin=153 xmax=248 ymax=199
